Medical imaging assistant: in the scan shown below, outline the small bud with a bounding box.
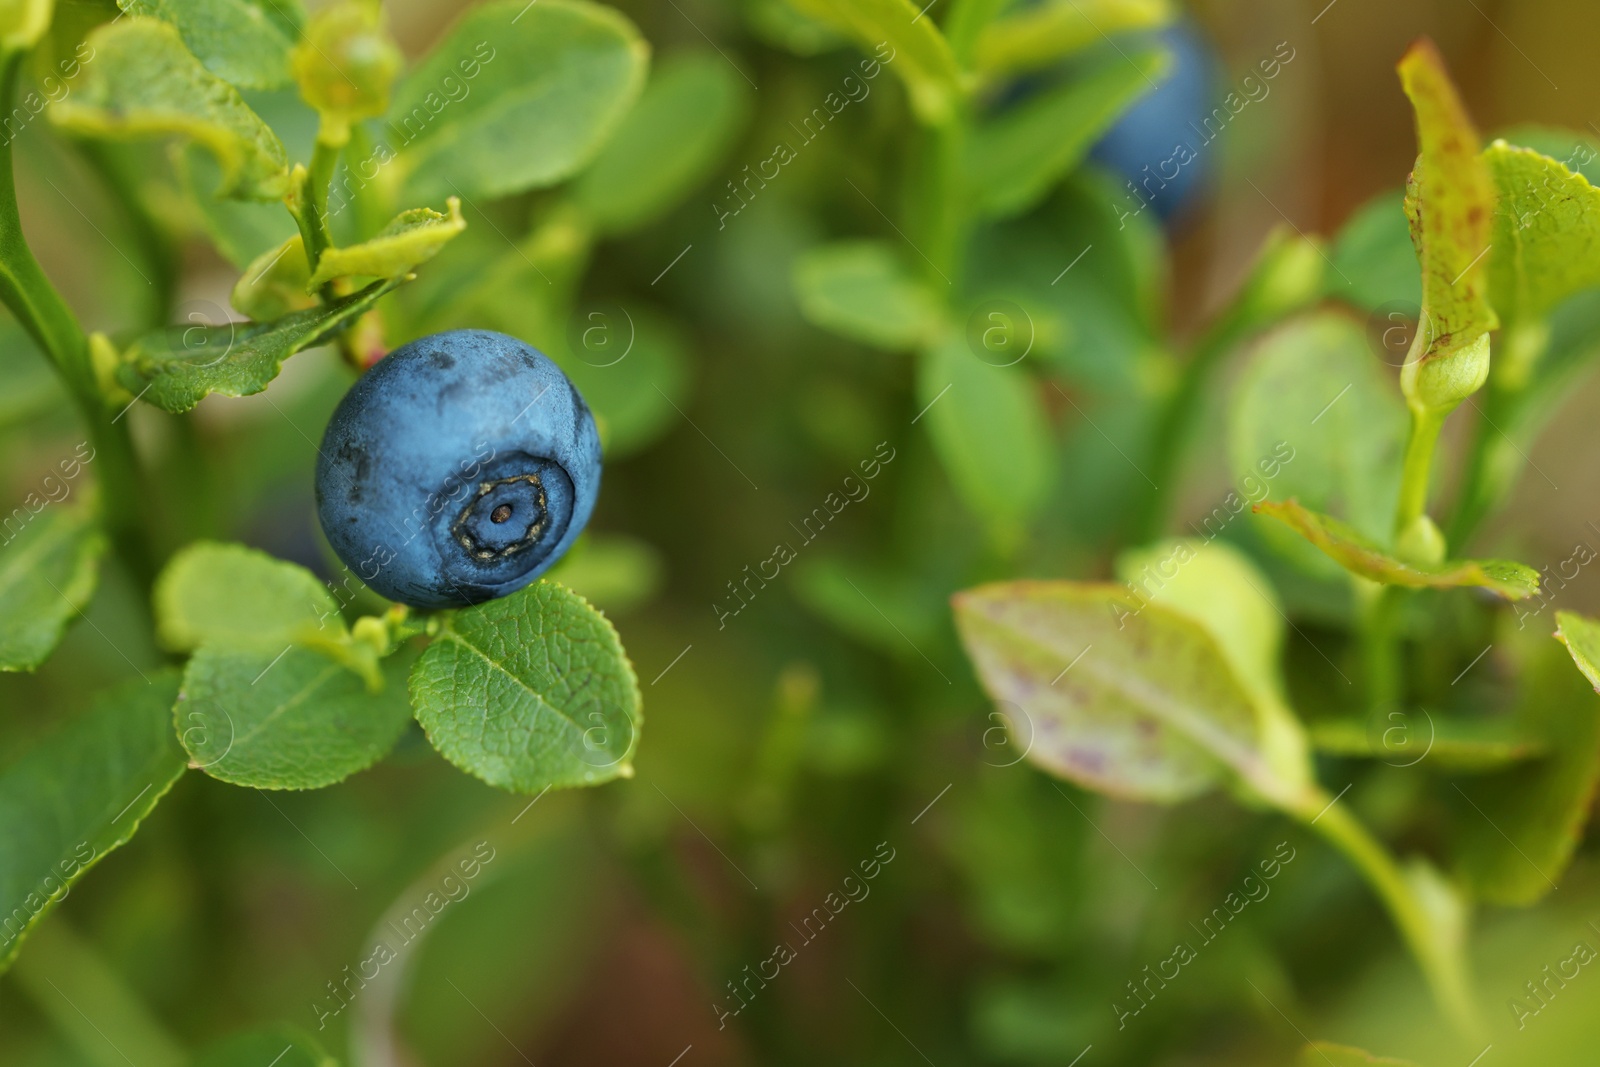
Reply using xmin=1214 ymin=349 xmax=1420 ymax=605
xmin=1396 ymin=514 xmax=1447 ymax=566
xmin=1401 ymin=330 xmax=1490 ymax=414
xmin=1233 ymin=228 xmax=1325 ymax=327
xmin=0 ymin=0 xmax=52 ymax=53
xmin=291 ymin=2 xmax=402 ymax=138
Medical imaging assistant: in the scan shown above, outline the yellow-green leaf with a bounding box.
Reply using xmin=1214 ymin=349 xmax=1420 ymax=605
xmin=50 ymin=18 xmax=290 ymax=200
xmin=1556 ymin=610 xmax=1600 ymax=691
xmin=1396 ymin=40 xmax=1497 ymax=412
xmin=785 ymin=0 xmax=963 ymax=124
xmin=306 ymin=198 xmax=465 ymax=290
xmin=1254 ymin=498 xmax=1539 ymax=599
xmin=1 ymin=0 xmax=53 ymax=53
xmin=1485 ymin=141 xmax=1600 ymax=335
xmin=973 ymin=0 xmax=1174 ymax=77
xmin=117 ymin=0 xmax=301 ymax=90
xmin=230 ymin=235 xmax=313 ymax=321
xmin=154 ymin=541 xmax=339 ymax=653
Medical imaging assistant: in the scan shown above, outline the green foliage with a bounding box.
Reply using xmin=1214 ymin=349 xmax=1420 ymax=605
xmin=966 ymin=49 xmax=1165 ymax=218
xmin=116 ymin=0 xmax=302 ymax=90
xmin=574 ymin=53 xmax=752 ymax=234
xmin=7 ymin=0 xmax=1600 ymax=1061
xmin=118 ymin=276 xmax=404 ymax=412
xmin=0 ymin=675 xmax=186 ymax=970
xmin=176 ymin=645 xmax=413 ymax=790
xmin=306 ymin=199 xmax=465 ymax=289
xmin=389 ymin=0 xmax=648 ymax=203
xmin=153 ymin=541 xmax=338 ymax=652
xmin=918 ymin=335 xmax=1053 ymax=540
xmin=410 ymin=581 xmax=641 ymax=793
xmin=51 ymin=18 xmax=290 ymax=200
xmin=794 ymin=240 xmax=943 ymax=350
xmin=1485 ymin=141 xmax=1600 ymax=349
xmin=0 ymin=504 xmax=103 ymax=671
xmin=1230 ymin=312 xmax=1406 ymax=571
xmin=786 ymin=0 xmax=963 ymax=123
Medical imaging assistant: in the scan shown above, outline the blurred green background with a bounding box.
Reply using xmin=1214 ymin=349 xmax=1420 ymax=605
xmin=4 ymin=0 xmax=1600 ymax=1064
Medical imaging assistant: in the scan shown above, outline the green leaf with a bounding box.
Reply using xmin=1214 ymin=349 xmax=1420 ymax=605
xmin=1452 ymin=634 xmax=1600 ymax=904
xmin=952 ymin=581 xmax=1295 ymax=805
xmin=967 ymin=49 xmax=1165 ymax=219
xmin=0 ymin=504 xmax=105 ymax=672
xmin=1485 ymin=141 xmax=1600 ymax=333
xmin=1330 ymin=189 xmax=1423 ymax=312
xmin=1115 ymin=540 xmax=1283 ymax=706
xmin=574 ymin=53 xmax=751 ymax=234
xmin=1229 ymin=312 xmax=1407 ymax=575
xmin=307 ymin=198 xmax=466 ymax=290
xmin=918 ymin=335 xmax=1052 ymax=542
xmin=176 ymin=645 xmax=414 ymax=790
xmin=1254 ymin=499 xmax=1540 ymax=600
xmin=1310 ymin=714 xmax=1545 ymax=771
xmin=973 ymin=0 xmax=1174 ymax=77
xmin=51 ymin=18 xmax=290 ymax=200
xmin=119 ymin=275 xmax=405 ymax=413
xmin=117 ymin=0 xmax=301 ymax=90
xmin=389 ymin=0 xmax=648 ymax=203
xmin=794 ymin=241 xmax=943 ymax=350
xmin=1114 ymin=539 xmax=1312 ymax=791
xmin=231 ymin=235 xmax=314 ymax=321
xmin=409 ymin=581 xmax=641 ymax=794
xmin=0 ymin=674 xmax=186 ymax=971
xmin=1396 ymin=40 xmax=1497 ymax=412
xmin=784 ymin=0 xmax=963 ymax=124
xmin=1556 ymin=609 xmax=1600 ymax=691
xmin=193 ymin=1025 xmax=335 ymax=1067
xmin=1301 ymin=1043 xmax=1420 ymax=1067
xmin=154 ymin=541 xmax=339 ymax=653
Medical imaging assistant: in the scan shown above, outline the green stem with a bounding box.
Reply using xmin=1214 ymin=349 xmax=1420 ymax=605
xmin=945 ymin=0 xmax=1007 ymax=66
xmin=1291 ymin=788 xmax=1477 ymax=1033
xmin=0 ymin=49 xmax=154 ymax=587
xmin=1394 ymin=404 xmax=1448 ymax=540
xmin=293 ymin=122 xmax=345 ymax=299
xmin=1359 ymin=583 xmax=1404 ymax=713
xmin=917 ymin=115 xmax=968 ymax=291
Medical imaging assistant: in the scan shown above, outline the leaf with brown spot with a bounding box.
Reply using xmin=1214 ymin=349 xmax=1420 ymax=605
xmin=1255 ymin=498 xmax=1538 ymax=599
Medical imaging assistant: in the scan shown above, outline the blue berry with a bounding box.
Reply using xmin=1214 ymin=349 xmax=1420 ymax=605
xmin=316 ymin=329 xmax=601 ymax=609
xmin=1089 ymin=23 xmax=1221 ymax=223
